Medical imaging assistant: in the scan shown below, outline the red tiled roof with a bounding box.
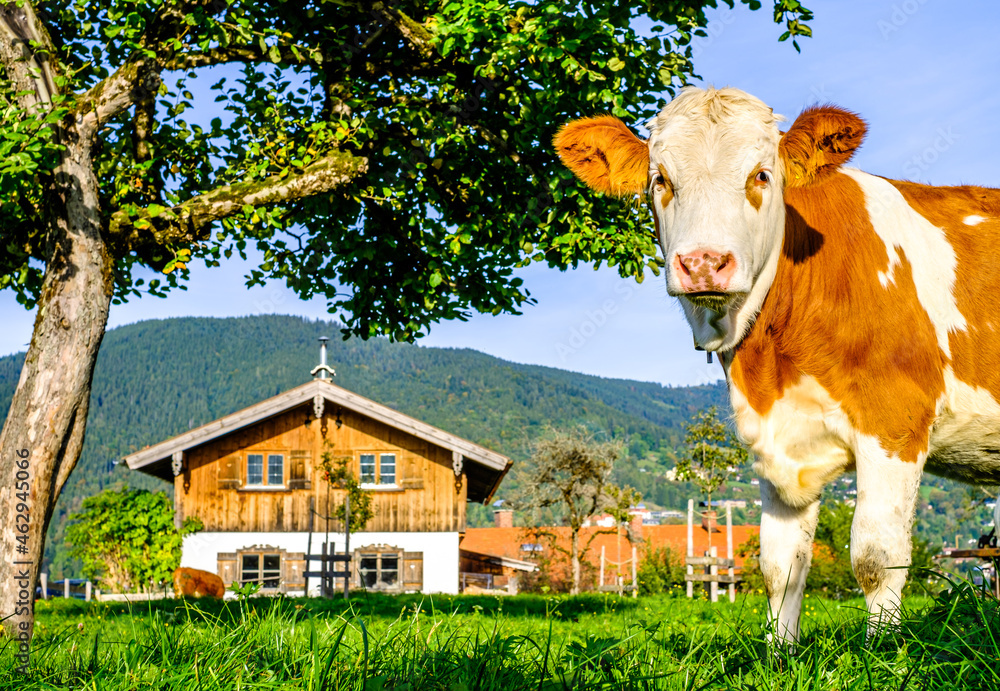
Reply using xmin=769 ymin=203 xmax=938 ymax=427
xmin=460 ymin=523 xmax=759 ymax=580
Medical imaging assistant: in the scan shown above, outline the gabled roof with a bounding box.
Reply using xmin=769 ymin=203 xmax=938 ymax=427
xmin=124 ymin=378 xmax=512 ymax=502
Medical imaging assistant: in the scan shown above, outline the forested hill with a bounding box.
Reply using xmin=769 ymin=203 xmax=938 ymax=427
xmin=0 ymin=314 xmax=727 ymax=578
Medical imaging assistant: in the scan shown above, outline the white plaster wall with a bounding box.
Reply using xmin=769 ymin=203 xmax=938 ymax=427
xmin=181 ymin=531 xmax=460 ymax=595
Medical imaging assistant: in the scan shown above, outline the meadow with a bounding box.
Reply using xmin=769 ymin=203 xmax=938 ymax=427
xmin=2 ymin=580 xmax=999 ymax=690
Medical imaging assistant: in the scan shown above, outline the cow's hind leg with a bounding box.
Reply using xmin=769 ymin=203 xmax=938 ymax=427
xmin=759 ymin=478 xmax=820 ymax=644
xmin=852 ymin=449 xmax=924 ymax=634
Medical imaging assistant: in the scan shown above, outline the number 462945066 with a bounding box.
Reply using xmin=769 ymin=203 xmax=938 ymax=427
xmin=14 ymin=449 xmax=30 ymax=548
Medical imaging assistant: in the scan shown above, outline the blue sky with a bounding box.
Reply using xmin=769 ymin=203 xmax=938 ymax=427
xmin=2 ymin=0 xmax=998 ymax=386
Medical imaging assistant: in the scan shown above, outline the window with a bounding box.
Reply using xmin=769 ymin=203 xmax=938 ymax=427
xmin=245 ymin=453 xmax=284 ymax=487
xmin=359 ymin=452 xmax=397 ymax=486
xmin=247 ymin=454 xmax=264 ymax=485
xmin=240 ymin=552 xmax=281 ymax=589
xmin=356 ymin=547 xmax=402 ymax=591
xmin=379 ymin=454 xmax=396 ymax=485
xmin=359 ymin=454 xmax=376 ymax=484
xmin=267 ymin=454 xmax=284 ymax=485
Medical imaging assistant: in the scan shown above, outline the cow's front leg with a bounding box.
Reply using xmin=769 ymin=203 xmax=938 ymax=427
xmin=852 ymin=448 xmax=924 ymax=634
xmin=759 ymin=478 xmax=820 ymax=644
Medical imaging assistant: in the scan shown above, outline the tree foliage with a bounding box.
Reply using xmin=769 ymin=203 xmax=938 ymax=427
xmin=320 ymin=449 xmax=375 ymax=532
xmin=64 ymin=487 xmax=203 ymax=593
xmin=2 ymin=0 xmax=814 ymax=338
xmin=675 ymin=406 xmax=748 ymax=508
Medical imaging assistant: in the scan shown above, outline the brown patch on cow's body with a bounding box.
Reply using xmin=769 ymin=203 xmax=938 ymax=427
xmin=888 ymin=180 xmax=1000 ymax=399
xmin=729 ymin=171 xmax=945 ymax=463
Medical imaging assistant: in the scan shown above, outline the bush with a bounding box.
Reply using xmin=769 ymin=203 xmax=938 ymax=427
xmin=637 ymin=545 xmax=686 ymax=595
xmin=65 ymin=486 xmax=202 ymax=592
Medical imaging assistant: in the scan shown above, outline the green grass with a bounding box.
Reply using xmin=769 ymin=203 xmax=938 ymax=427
xmin=3 ymin=580 xmax=1000 ymax=690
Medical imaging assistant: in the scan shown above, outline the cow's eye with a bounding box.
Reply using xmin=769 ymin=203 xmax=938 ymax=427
xmin=754 ymin=170 xmax=769 ymax=185
xmin=654 ymin=173 xmax=666 ymax=187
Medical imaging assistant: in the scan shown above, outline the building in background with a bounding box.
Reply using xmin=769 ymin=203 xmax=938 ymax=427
xmin=125 ymin=345 xmax=512 ymax=596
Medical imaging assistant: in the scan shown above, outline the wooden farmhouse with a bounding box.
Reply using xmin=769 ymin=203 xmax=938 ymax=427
xmin=124 ymin=360 xmax=512 ymax=596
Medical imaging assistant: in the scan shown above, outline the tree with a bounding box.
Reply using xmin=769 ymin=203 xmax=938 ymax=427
xmin=510 ymin=428 xmax=639 ymax=595
xmin=674 ymin=405 xmax=748 ymax=515
xmin=65 ymin=487 xmax=202 ymax=593
xmin=0 ymin=0 xmax=813 ymax=636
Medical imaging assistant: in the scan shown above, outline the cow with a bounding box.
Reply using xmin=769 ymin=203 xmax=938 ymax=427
xmin=554 ymin=86 xmax=1000 ymax=643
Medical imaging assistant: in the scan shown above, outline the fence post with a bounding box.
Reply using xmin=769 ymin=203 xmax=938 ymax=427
xmin=600 ymin=545 xmax=605 ymax=590
xmin=40 ymin=573 xmax=48 ymax=600
xmin=64 ymin=579 xmax=70 ymax=599
xmin=686 ymin=499 xmax=694 ymax=599
xmin=85 ymin=581 xmax=92 ymax=602
xmin=709 ymin=546 xmax=718 ymax=603
xmin=631 ymin=546 xmax=638 ymax=599
xmin=726 ymin=504 xmax=735 ymax=603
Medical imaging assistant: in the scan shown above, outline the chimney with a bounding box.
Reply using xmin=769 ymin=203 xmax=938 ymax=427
xmin=494 ymin=509 xmax=514 ymax=529
xmin=629 ymin=512 xmax=643 ymax=541
xmin=311 ymin=337 xmax=336 ymax=380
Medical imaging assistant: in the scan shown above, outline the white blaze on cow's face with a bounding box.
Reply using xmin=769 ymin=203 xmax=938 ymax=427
xmin=644 ymin=88 xmax=786 ymax=351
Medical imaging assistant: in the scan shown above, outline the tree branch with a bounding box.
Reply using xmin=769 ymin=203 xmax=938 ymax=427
xmin=109 ymin=150 xmax=368 ymax=249
xmin=162 ymin=44 xmax=315 ymax=71
xmin=75 ymin=57 xmax=160 ymax=141
xmin=369 ymin=2 xmax=434 ymax=59
xmin=0 ymin=1 xmax=59 ymax=111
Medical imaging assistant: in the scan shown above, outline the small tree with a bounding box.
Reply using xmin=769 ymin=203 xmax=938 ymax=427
xmin=320 ymin=451 xmax=374 ymax=532
xmin=66 ymin=487 xmax=203 ymax=593
xmin=510 ymin=428 xmax=639 ymax=595
xmin=637 ymin=545 xmax=686 ymax=595
xmin=675 ymin=406 xmax=749 ymax=514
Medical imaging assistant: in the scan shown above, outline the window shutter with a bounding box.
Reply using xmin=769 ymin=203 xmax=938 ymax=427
xmin=289 ymin=450 xmax=311 ymax=489
xmin=283 ymin=552 xmax=306 ymax=590
xmin=217 ymin=552 xmax=238 ymax=586
xmin=403 ymin=551 xmax=423 ymax=591
xmin=398 ymin=458 xmax=423 ymax=489
xmin=217 ymin=454 xmax=241 ymax=489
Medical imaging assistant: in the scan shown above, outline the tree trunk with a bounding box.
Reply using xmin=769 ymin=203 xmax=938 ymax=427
xmin=571 ymin=527 xmax=581 ymax=595
xmin=0 ymin=134 xmax=113 ymax=640
xmin=0 ymin=2 xmax=114 ymax=643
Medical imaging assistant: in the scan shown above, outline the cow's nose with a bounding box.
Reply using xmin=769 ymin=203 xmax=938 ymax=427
xmin=674 ymin=251 xmax=737 ymax=292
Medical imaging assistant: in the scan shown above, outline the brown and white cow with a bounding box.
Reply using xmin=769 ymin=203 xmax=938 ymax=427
xmin=555 ymin=86 xmax=1000 ymax=642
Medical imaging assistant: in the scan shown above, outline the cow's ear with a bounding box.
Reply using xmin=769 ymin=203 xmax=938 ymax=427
xmin=780 ymin=106 xmax=866 ymax=187
xmin=554 ymin=115 xmax=649 ymax=196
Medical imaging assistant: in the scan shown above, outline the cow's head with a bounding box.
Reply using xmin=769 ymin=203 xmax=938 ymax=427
xmin=554 ymin=86 xmax=866 ymax=352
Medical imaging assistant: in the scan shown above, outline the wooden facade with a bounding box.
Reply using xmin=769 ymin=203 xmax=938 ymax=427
xmin=127 ymin=379 xmax=510 ymax=537
xmin=175 ymin=403 xmax=470 ymax=534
